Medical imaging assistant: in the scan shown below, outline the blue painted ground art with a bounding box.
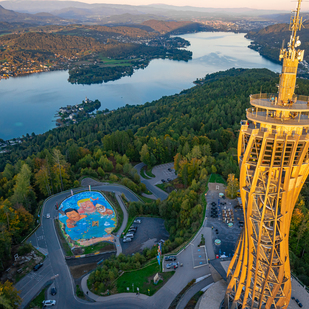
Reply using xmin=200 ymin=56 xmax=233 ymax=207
xmin=58 ymin=191 xmax=116 ymax=248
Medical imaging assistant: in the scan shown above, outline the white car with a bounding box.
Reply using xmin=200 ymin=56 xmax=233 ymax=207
xmin=46 ymin=213 xmax=50 ymax=219
xmin=123 ymin=238 xmax=132 ymax=243
xmin=42 ymin=300 xmax=56 ymax=307
xmin=134 ymin=219 xmax=141 ymax=224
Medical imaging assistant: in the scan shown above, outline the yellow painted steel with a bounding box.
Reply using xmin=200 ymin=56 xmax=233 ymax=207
xmin=225 ymin=1 xmax=309 ymax=308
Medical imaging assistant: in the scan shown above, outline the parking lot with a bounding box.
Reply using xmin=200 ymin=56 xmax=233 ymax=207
xmin=149 ymin=163 xmax=178 ymax=185
xmin=206 ymin=184 xmax=244 ymax=257
xmin=121 ymin=217 xmax=169 ymax=255
xmin=192 ymin=245 xmax=208 ymax=268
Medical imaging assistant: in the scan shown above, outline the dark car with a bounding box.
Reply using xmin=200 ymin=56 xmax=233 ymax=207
xmin=50 ymin=287 xmax=57 ymax=296
xmin=161 ymin=179 xmax=166 ymax=183
xmin=33 ymin=263 xmax=43 ymax=271
xmin=298 ymin=303 xmax=303 ymax=308
xmin=165 ymin=256 xmax=176 ymax=261
xmin=168 ymin=168 xmax=172 ymax=172
xmin=211 ymin=202 xmax=216 ymax=206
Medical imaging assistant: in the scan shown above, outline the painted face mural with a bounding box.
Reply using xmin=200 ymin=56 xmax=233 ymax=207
xmin=58 ymin=192 xmax=116 ymax=247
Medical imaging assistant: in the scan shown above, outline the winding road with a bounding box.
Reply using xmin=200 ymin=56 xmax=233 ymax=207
xmin=16 ymin=170 xmax=212 ymax=309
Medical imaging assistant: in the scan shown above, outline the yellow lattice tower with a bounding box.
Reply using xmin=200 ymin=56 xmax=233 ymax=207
xmin=224 ymin=1 xmax=308 ymax=308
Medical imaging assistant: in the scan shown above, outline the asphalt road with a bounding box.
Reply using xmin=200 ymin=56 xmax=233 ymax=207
xmin=19 ymin=185 xmax=143 ymax=309
xmin=134 ymin=163 xmax=169 ymax=200
xmin=65 ymin=251 xmax=115 ymax=267
xmin=177 ymin=276 xmax=213 ymax=309
xmin=17 ymin=179 xmax=212 ymax=309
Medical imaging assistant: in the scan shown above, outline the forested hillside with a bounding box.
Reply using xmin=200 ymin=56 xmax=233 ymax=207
xmin=2 ymin=68 xmax=309 ymax=284
xmin=246 ymin=20 xmax=309 ymax=64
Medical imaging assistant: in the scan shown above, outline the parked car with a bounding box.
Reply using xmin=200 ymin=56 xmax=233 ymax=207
xmin=161 ymin=179 xmax=166 ymax=183
xmin=125 ymin=233 xmax=134 ymax=238
xmin=165 ymin=256 xmax=176 ymax=261
xmin=130 ymin=226 xmax=137 ymax=230
xmin=168 ymin=168 xmax=172 ymax=172
xmin=123 ymin=238 xmax=132 ymax=243
xmin=42 ymin=300 xmax=56 ymax=307
xmin=167 ymin=178 xmax=172 ymax=182
xmin=46 ymin=213 xmax=50 ymax=219
xmin=50 ymin=287 xmax=57 ymax=296
xmin=166 ymin=262 xmax=178 ymax=269
xmin=298 ymin=303 xmax=303 ymax=308
xmin=134 ymin=219 xmax=141 ymax=224
xmin=211 ymin=202 xmax=216 ymax=206
xmin=33 ymin=263 xmax=43 ymax=271
xmin=159 ymin=239 xmax=165 ymax=243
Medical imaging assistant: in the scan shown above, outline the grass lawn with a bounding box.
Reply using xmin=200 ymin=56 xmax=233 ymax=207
xmin=103 ymin=191 xmax=123 ymax=234
xmin=98 ymin=56 xmax=134 ymax=66
xmin=116 ymin=262 xmax=174 ymax=295
xmin=209 ymin=174 xmax=226 ymax=184
xmin=121 ymin=215 xmax=135 ymax=237
xmin=26 ymin=285 xmax=49 ymax=308
xmin=140 ymin=168 xmax=151 ymax=179
xmin=83 ymin=242 xmax=115 ymax=255
xmin=139 ymin=195 xmax=156 ymax=203
xmin=55 ymin=219 xmax=73 ymax=256
xmin=145 ymin=169 xmax=155 ymax=178
xmin=156 ymin=183 xmax=168 ymax=192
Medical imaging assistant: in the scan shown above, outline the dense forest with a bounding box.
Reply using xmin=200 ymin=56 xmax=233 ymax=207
xmin=2 ymin=68 xmax=309 ymax=289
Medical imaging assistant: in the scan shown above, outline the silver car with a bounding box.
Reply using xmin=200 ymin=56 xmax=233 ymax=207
xmin=123 ymin=238 xmax=132 ymax=243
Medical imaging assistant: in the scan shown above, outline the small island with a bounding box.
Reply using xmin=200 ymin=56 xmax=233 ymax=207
xmin=55 ymin=97 xmax=101 ymax=127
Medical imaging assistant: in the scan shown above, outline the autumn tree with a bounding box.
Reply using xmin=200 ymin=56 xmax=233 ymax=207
xmin=11 ymin=164 xmax=33 ymax=209
xmin=0 ymin=281 xmax=22 ymax=308
xmin=226 ymin=174 xmax=239 ymax=199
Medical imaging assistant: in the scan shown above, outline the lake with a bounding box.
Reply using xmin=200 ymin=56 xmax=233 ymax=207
xmin=0 ymin=32 xmax=281 ymax=140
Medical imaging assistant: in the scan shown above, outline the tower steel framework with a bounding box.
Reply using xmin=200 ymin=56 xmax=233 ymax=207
xmin=224 ymin=1 xmax=308 ymax=308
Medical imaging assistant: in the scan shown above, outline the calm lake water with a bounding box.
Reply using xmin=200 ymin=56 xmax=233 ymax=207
xmin=0 ymin=32 xmax=281 ymax=140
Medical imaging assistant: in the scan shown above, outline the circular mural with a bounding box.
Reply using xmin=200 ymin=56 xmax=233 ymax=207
xmin=58 ymin=191 xmax=116 ymax=248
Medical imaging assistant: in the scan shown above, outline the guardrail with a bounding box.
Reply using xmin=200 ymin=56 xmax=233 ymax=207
xmin=250 ymin=93 xmax=309 ymax=102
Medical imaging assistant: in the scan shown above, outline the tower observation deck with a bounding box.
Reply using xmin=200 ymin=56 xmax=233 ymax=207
xmin=224 ymin=1 xmax=309 ymax=308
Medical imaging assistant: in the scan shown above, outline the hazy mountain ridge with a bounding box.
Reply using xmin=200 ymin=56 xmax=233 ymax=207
xmin=0 ymin=0 xmax=291 ymax=21
xmin=0 ymin=4 xmax=72 ymax=24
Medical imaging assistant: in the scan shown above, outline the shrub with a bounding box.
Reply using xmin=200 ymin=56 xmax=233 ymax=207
xmin=18 ymin=243 xmax=33 ymax=256
xmin=109 ymin=174 xmax=118 ymax=182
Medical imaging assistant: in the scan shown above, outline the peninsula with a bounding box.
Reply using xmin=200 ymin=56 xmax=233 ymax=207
xmin=55 ymin=98 xmax=101 ymax=127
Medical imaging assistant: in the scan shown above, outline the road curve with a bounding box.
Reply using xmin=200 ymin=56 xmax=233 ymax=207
xmin=19 ymin=181 xmax=210 ymax=309
xmin=21 ymin=185 xmax=149 ymax=309
xmin=134 ymin=163 xmax=169 ymax=201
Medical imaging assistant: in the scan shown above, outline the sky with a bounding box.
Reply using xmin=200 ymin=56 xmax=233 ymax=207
xmin=76 ymin=0 xmax=309 ymax=11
